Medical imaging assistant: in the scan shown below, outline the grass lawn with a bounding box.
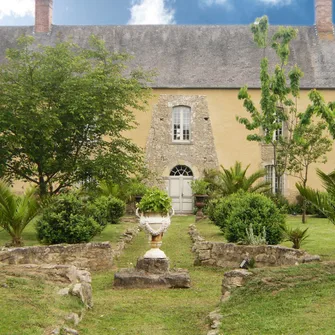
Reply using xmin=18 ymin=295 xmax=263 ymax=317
xmin=196 ymin=215 xmax=335 ymax=261
xmin=0 ymin=271 xmax=83 ymax=335
xmin=76 ymin=215 xmax=224 ymax=335
xmin=220 ymin=262 xmax=335 ymax=335
xmin=2 ymin=214 xmax=335 ymax=334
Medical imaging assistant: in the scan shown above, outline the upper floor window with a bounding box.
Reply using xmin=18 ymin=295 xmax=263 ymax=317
xmin=172 ymin=106 xmax=191 ymax=142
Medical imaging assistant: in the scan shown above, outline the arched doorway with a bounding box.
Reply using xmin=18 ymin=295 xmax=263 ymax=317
xmin=168 ymin=165 xmax=194 ymax=214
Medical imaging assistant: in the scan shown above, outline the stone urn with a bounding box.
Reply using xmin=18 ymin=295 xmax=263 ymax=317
xmin=194 ymin=194 xmax=208 ymax=219
xmin=136 ymin=208 xmax=174 ymax=259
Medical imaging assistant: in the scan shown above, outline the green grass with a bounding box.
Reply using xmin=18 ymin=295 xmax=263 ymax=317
xmin=220 ymin=263 xmax=335 ymax=335
xmin=76 ymin=216 xmax=224 ymax=335
xmin=196 ymin=215 xmax=335 ymax=261
xmin=0 ymin=272 xmax=83 ymax=335
xmin=2 ymin=214 xmax=335 ymax=334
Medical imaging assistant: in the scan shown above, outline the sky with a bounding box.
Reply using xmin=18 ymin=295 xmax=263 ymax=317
xmin=0 ymin=0 xmax=333 ymax=26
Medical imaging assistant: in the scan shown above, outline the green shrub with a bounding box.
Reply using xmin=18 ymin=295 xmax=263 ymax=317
xmin=138 ymin=188 xmax=172 ymax=214
xmin=209 ymin=193 xmax=243 ymax=231
xmin=288 ymin=195 xmax=326 ymax=217
xmin=214 ymin=191 xmax=285 ymax=245
xmin=239 ymin=224 xmax=267 ymax=245
xmin=106 ymin=196 xmax=125 ymax=224
xmin=36 ymin=192 xmax=102 ymax=244
xmin=87 ymin=196 xmax=109 ymax=228
xmin=266 ymin=193 xmax=289 ymax=214
xmin=191 ymin=179 xmax=209 ymax=195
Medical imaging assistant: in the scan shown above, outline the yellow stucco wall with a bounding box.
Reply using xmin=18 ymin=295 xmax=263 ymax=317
xmin=11 ymin=88 xmax=335 ymax=200
xmin=126 ymin=88 xmax=335 ymax=199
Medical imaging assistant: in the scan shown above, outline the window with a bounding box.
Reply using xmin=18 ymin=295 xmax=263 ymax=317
xmin=172 ymin=106 xmax=191 ymax=142
xmin=273 ymin=120 xmax=283 ymax=141
xmin=170 ymin=165 xmax=193 ymax=176
xmin=265 ymin=165 xmax=283 ymax=194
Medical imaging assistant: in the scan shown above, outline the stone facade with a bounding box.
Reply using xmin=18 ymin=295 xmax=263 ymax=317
xmin=146 ymin=95 xmax=219 ymax=178
xmin=189 ymin=224 xmax=320 ymax=268
xmin=0 ymin=228 xmax=138 ymax=271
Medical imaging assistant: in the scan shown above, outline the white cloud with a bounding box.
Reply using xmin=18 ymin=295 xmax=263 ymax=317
xmin=0 ymin=0 xmax=34 ymax=20
xmin=128 ymin=0 xmax=175 ymax=25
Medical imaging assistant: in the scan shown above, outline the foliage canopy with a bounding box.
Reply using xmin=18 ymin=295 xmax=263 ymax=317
xmin=0 ymin=35 xmax=152 ymax=196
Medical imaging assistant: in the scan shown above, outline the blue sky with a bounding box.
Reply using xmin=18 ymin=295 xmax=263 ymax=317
xmin=0 ymin=0 xmax=333 ymax=26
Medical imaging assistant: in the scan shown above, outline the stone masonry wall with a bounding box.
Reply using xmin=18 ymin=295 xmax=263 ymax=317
xmin=146 ymin=95 xmax=219 ymax=178
xmin=0 ymin=228 xmax=138 ymax=271
xmin=189 ymin=224 xmax=320 ymax=268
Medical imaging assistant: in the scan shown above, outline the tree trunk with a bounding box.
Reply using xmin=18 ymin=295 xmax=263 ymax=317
xmin=302 ymin=172 xmax=308 ymax=224
xmin=11 ymin=235 xmax=23 ymax=247
xmin=39 ymin=175 xmax=47 ymax=197
xmin=302 ymin=198 xmax=307 ymax=224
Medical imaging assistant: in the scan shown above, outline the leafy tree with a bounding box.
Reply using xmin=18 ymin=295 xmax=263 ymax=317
xmin=237 ymin=16 xmax=302 ymax=194
xmin=215 ymin=162 xmax=270 ymax=196
xmin=297 ymin=169 xmax=335 ymax=224
xmin=0 ymin=35 xmax=152 ymax=196
xmin=282 ymin=122 xmax=332 ymax=222
xmin=0 ymin=181 xmax=39 ymax=246
xmin=237 ymin=15 xmax=333 ymax=219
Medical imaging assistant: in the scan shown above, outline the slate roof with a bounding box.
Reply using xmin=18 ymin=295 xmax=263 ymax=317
xmin=0 ymin=24 xmax=334 ymax=89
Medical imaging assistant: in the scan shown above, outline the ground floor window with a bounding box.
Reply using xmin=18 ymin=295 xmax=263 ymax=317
xmin=265 ymin=165 xmax=283 ymax=194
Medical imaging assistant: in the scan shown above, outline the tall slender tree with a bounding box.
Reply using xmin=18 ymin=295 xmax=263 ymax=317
xmin=237 ymin=16 xmax=333 ymax=216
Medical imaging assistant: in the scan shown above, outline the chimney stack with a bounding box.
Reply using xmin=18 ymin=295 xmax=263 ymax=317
xmin=35 ymin=0 xmax=53 ymax=33
xmin=315 ymin=0 xmax=334 ymax=39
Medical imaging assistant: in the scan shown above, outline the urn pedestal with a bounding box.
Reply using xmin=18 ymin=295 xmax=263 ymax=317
xmin=194 ymin=194 xmax=208 ymax=221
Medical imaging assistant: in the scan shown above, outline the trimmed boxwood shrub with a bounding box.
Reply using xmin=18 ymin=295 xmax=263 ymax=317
xmin=213 ymin=191 xmax=285 ymax=245
xmin=36 ymin=192 xmax=102 ymax=244
xmin=106 ymin=196 xmax=125 ymax=224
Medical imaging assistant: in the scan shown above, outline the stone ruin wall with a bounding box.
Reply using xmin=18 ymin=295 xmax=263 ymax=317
xmin=0 ymin=228 xmax=138 ymax=271
xmin=189 ymin=224 xmax=320 ymax=268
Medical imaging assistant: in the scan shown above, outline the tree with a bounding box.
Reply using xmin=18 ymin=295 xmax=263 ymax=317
xmin=237 ymin=16 xmax=302 ymax=194
xmin=282 ymin=122 xmax=332 ymax=222
xmin=297 ymin=169 xmax=335 ymax=224
xmin=237 ymin=15 xmax=333 ymax=218
xmin=0 ymin=35 xmax=152 ymax=196
xmin=0 ymin=181 xmax=39 ymax=246
xmin=216 ymin=162 xmax=270 ymax=196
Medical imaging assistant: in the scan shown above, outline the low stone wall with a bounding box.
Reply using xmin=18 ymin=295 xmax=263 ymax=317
xmin=0 ymin=227 xmax=138 ymax=271
xmin=189 ymin=224 xmax=320 ymax=268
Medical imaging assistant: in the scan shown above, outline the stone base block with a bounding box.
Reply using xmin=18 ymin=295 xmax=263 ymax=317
xmin=136 ymin=257 xmax=170 ymax=274
xmin=114 ymin=268 xmax=191 ymax=289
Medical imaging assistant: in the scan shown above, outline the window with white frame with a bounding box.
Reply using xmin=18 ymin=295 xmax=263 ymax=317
xmin=273 ymin=119 xmax=284 ymax=141
xmin=172 ymin=106 xmax=191 ymax=142
xmin=265 ymin=165 xmax=283 ymax=194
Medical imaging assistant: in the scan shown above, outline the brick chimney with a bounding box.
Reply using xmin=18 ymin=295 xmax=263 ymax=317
xmin=315 ymin=0 xmax=334 ymax=39
xmin=35 ymin=0 xmax=53 ymax=33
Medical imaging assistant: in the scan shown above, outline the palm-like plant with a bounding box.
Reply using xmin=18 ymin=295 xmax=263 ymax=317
xmin=217 ymin=162 xmax=270 ymax=196
xmin=0 ymin=181 xmax=40 ymax=246
xmin=297 ymin=169 xmax=335 ymax=224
